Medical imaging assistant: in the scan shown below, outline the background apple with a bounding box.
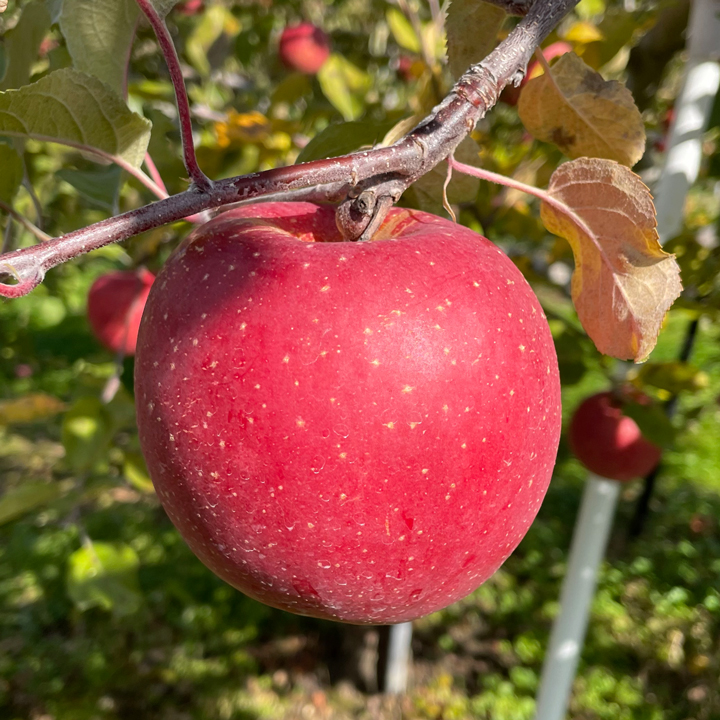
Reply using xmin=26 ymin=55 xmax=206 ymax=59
xmin=87 ymin=268 xmax=155 ymax=356
xmin=278 ymin=23 xmax=331 ymax=74
xmin=134 ymin=202 xmax=561 ymax=624
xmin=569 ymin=391 xmax=662 ymax=482
xmin=175 ymin=0 xmax=204 ymax=15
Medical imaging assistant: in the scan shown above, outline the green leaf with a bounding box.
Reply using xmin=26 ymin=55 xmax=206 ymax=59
xmin=0 ymin=142 xmax=23 ymax=203
xmin=66 ymin=541 xmax=142 ymax=617
xmin=186 ymin=4 xmax=235 ymax=76
xmin=0 ymin=68 xmax=152 ymax=169
xmin=123 ymin=451 xmax=155 ymax=493
xmin=0 ymin=482 xmax=64 ymax=525
xmin=386 ymin=7 xmax=421 ymax=54
xmin=57 ymin=165 xmax=123 ymax=211
xmin=446 ymin=0 xmax=505 ymax=81
xmin=635 ymin=362 xmax=710 ymax=395
xmin=317 ymin=54 xmax=371 ymax=121
xmin=296 ymin=119 xmax=397 ymax=164
xmin=0 ymin=1 xmax=52 ymax=91
xmin=46 ymin=0 xmax=64 ymax=24
xmin=61 ymin=396 xmax=113 ymax=472
xmin=56 ymin=0 xmax=185 ymax=94
xmin=623 ymin=401 xmax=676 ymax=447
xmin=58 ymin=0 xmax=140 ymax=95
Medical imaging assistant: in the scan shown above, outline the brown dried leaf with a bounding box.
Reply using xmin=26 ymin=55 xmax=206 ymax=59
xmin=519 ymin=52 xmax=645 ymax=167
xmin=541 ymin=158 xmax=682 ymax=362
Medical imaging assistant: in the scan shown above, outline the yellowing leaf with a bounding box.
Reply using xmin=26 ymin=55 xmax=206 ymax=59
xmin=519 ymin=52 xmax=645 ymax=167
xmin=562 ymin=20 xmax=604 ymax=45
xmin=215 ymin=110 xmax=270 ymax=148
xmin=0 ymin=393 xmax=66 ymax=424
xmin=540 ymin=158 xmax=682 ymax=362
xmin=445 ymin=0 xmax=505 ymax=81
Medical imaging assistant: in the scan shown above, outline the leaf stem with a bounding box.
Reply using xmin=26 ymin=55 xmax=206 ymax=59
xmin=447 ymin=155 xmax=596 ymax=247
xmin=448 ymin=156 xmax=553 ymax=202
xmin=134 ymin=0 xmax=212 ymax=193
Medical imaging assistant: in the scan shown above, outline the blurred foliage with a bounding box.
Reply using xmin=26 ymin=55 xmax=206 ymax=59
xmin=1 ymin=0 xmax=720 ymax=718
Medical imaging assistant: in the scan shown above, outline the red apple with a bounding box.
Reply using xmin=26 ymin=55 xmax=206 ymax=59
xmin=569 ymin=391 xmax=662 ymax=482
xmin=279 ymin=23 xmax=331 ymax=75
xmin=175 ymin=0 xmax=204 ymax=15
xmin=501 ymin=41 xmax=572 ymax=106
xmin=87 ymin=269 xmax=155 ymax=356
xmin=134 ymin=202 xmax=561 ymax=624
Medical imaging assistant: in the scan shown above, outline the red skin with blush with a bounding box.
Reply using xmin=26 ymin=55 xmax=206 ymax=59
xmin=135 ymin=202 xmax=561 ymax=624
xmin=569 ymin=392 xmax=662 ymax=482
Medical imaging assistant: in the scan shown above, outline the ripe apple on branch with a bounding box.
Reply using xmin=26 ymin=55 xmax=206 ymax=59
xmin=0 ymin=0 xmax=682 ymax=625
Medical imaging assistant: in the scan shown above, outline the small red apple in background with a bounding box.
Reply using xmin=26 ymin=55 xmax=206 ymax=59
xmin=135 ymin=202 xmax=561 ymax=624
xmin=569 ymin=391 xmax=662 ymax=482
xmin=87 ymin=269 xmax=155 ymax=356
xmin=396 ymin=55 xmax=424 ymax=83
xmin=175 ymin=0 xmax=204 ymax=15
xmin=501 ymin=41 xmax=572 ymax=106
xmin=279 ymin=23 xmax=331 ymax=75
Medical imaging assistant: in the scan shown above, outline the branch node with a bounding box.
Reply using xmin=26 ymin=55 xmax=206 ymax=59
xmin=335 ymin=190 xmax=377 ymax=241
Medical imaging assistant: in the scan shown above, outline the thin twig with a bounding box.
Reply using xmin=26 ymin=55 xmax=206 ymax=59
xmin=0 ymin=200 xmax=52 ymax=242
xmin=2 ymin=218 xmax=15 ymax=254
xmin=0 ymin=0 xmax=581 ymax=299
xmin=135 ymin=0 xmax=212 ymax=192
xmin=22 ymin=173 xmax=45 ymax=232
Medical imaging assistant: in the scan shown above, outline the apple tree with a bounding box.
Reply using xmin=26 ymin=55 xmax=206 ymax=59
xmin=0 ymin=0 xmax=719 ymax=717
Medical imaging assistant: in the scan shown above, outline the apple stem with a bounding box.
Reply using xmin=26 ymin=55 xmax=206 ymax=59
xmin=0 ymin=0 xmax=581 ymax=298
xmin=534 ymin=475 xmax=621 ymax=720
xmin=384 ymin=622 xmax=413 ymax=694
xmin=134 ymin=0 xmax=213 ymax=194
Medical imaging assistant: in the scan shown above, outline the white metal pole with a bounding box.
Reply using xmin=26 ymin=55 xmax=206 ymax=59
xmin=654 ymin=0 xmax=720 ymax=244
xmin=534 ymin=476 xmax=621 ymax=720
xmin=385 ymin=621 xmax=413 ymax=693
xmin=534 ymin=3 xmax=719 ymax=718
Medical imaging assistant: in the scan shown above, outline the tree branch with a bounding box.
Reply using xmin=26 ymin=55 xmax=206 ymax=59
xmin=0 ymin=0 xmax=579 ymax=299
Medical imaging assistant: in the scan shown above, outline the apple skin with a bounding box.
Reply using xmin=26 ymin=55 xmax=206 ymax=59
xmin=569 ymin=392 xmax=662 ymax=482
xmin=87 ymin=269 xmax=155 ymax=356
xmin=279 ymin=23 xmax=331 ymax=75
xmin=501 ymin=41 xmax=572 ymax=106
xmin=134 ymin=203 xmax=561 ymax=624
